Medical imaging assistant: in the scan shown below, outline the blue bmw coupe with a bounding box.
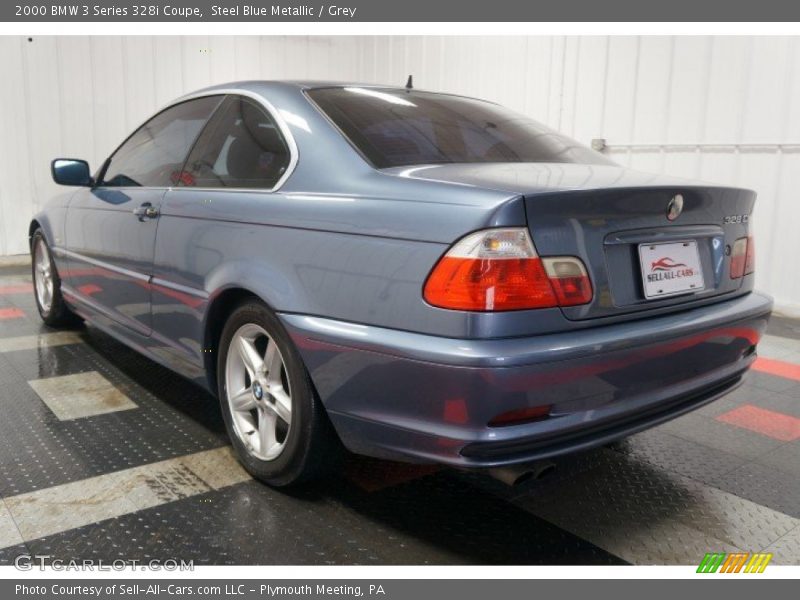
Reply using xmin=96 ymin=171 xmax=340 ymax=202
xmin=32 ymin=81 xmax=772 ymax=486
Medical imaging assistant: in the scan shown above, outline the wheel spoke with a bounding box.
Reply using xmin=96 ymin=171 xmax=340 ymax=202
xmin=230 ymin=387 xmax=256 ymax=412
xmin=237 ymin=336 xmax=264 ymax=378
xmin=264 ymin=341 xmax=282 ymax=382
xmin=267 ymin=386 xmax=292 ymax=425
xmin=258 ymin=407 xmax=277 ymax=455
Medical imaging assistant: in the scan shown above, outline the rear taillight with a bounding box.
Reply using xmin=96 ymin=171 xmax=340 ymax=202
xmin=423 ymin=228 xmax=592 ymax=311
xmin=730 ymin=236 xmax=755 ymax=279
xmin=542 ymin=257 xmax=593 ymax=306
xmin=744 ymin=235 xmax=755 ymax=275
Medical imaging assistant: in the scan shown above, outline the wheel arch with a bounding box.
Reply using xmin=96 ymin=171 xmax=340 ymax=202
xmin=199 ymin=256 xmax=300 ymax=393
xmin=203 ymin=287 xmax=269 ymax=393
xmin=28 ymin=219 xmax=44 ymax=249
xmin=29 ymin=214 xmax=59 ymax=253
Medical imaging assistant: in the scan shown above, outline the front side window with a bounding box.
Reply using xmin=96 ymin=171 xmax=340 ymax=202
xmin=307 ymin=87 xmax=613 ymax=169
xmin=101 ymin=96 xmax=222 ymax=188
xmin=178 ymin=95 xmax=290 ymax=189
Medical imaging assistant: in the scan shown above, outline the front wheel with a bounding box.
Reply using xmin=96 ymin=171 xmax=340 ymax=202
xmin=31 ymin=229 xmax=78 ymax=327
xmin=217 ymin=300 xmax=340 ymax=487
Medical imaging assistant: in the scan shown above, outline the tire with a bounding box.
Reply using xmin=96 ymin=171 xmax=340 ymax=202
xmin=30 ymin=229 xmax=78 ymax=327
xmin=217 ymin=299 xmax=341 ymax=487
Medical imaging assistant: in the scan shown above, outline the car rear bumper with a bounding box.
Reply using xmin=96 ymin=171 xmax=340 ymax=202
xmin=279 ymin=291 xmax=773 ymax=467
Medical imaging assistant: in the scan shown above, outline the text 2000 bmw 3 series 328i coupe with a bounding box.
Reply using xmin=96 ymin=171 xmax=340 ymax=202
xmin=31 ymin=81 xmax=773 ymax=486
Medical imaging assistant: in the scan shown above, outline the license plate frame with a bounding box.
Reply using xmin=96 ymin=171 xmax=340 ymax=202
xmin=638 ymin=240 xmax=705 ymax=300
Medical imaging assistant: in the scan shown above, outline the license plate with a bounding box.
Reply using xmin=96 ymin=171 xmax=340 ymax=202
xmin=638 ymin=240 xmax=705 ymax=299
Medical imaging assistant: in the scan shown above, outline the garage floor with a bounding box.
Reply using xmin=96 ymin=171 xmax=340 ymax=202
xmin=1 ymin=263 xmax=799 ymax=566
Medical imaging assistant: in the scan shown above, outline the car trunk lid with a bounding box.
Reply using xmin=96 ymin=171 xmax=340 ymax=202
xmin=387 ymin=163 xmax=755 ymax=322
xmin=523 ymin=185 xmax=754 ymax=321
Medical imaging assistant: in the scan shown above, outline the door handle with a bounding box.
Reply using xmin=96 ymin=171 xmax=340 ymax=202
xmin=133 ymin=202 xmax=159 ymax=221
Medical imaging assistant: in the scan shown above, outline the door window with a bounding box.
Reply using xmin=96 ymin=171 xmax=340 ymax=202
xmin=101 ymin=96 xmax=223 ymax=188
xmin=177 ymin=95 xmax=291 ymax=189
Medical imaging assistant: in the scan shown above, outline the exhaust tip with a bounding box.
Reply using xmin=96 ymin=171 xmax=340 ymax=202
xmin=486 ymin=460 xmax=556 ymax=486
xmin=511 ymin=471 xmax=534 ymax=486
xmin=534 ymin=463 xmax=556 ymax=480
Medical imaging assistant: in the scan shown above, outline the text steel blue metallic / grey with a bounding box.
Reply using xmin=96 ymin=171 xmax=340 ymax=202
xmin=31 ymin=81 xmax=773 ymax=486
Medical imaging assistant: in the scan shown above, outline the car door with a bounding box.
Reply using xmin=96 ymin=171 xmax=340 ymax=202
xmin=62 ymin=95 xmax=223 ymax=336
xmin=149 ymin=94 xmax=293 ymax=369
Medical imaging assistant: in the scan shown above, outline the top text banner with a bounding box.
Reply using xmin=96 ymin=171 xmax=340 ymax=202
xmin=6 ymin=0 xmax=800 ymax=22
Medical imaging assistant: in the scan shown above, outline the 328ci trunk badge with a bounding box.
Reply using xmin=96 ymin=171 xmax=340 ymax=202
xmin=667 ymin=194 xmax=684 ymax=221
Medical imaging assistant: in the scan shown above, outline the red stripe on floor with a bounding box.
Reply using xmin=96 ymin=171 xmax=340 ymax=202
xmin=716 ymin=404 xmax=800 ymax=442
xmin=0 ymin=307 xmax=25 ymax=320
xmin=753 ymin=356 xmax=800 ymax=382
xmin=0 ymin=284 xmax=32 ymax=295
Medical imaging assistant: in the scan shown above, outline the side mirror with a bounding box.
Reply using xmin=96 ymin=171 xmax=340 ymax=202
xmin=51 ymin=158 xmax=93 ymax=187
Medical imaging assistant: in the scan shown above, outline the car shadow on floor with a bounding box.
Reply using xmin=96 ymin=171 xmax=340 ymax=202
xmin=78 ymin=323 xmax=226 ymax=435
xmin=68 ymin=320 xmax=739 ymax=566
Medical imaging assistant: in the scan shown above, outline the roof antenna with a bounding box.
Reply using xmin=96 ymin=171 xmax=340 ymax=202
xmin=405 ymin=75 xmax=413 ymax=90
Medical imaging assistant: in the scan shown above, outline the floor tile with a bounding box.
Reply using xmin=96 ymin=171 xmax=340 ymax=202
xmin=765 ymin=526 xmax=800 ymax=564
xmin=2 ymin=448 xmax=236 ymax=543
xmin=0 ymin=331 xmax=83 ymax=353
xmin=0 ymin=284 xmax=33 ymax=295
xmin=0 ymin=501 xmax=23 ymax=549
xmin=175 ymin=447 xmax=251 ymax=490
xmin=28 ymin=371 xmax=138 ymax=420
xmin=756 ymin=442 xmax=800 ymax=477
xmin=707 ymin=459 xmax=800 ymax=520
xmin=660 ymin=412 xmax=785 ymax=459
xmin=753 ymin=357 xmax=800 ymax=383
xmin=512 ymin=449 xmax=800 ymax=564
xmin=716 ymin=405 xmax=800 ymax=442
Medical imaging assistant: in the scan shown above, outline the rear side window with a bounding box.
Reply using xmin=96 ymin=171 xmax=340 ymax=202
xmin=178 ymin=95 xmax=290 ymax=189
xmin=102 ymin=96 xmax=222 ymax=187
xmin=308 ymin=87 xmax=613 ymax=169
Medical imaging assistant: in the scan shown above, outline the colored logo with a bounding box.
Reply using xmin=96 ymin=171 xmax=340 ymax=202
xmin=667 ymin=194 xmax=684 ymax=221
xmin=697 ymin=552 xmax=773 ymax=573
xmin=651 ymin=257 xmax=687 ymax=271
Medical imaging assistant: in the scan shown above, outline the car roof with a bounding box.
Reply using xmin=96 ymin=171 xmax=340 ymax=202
xmin=176 ymin=80 xmax=494 ymax=104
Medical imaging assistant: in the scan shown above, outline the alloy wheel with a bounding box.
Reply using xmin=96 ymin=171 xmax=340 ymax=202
xmin=33 ymin=238 xmax=53 ymax=313
xmin=224 ymin=323 xmax=293 ymax=461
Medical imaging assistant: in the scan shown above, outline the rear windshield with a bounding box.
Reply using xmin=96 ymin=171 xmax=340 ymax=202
xmin=308 ymin=87 xmax=613 ymax=169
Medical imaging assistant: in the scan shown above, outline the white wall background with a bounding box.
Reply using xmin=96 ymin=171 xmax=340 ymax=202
xmin=0 ymin=36 xmax=798 ymax=313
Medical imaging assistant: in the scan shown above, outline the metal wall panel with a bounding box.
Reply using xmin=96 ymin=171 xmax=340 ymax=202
xmin=0 ymin=35 xmax=798 ymax=313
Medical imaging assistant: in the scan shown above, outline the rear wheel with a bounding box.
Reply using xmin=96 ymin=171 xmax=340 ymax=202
xmin=31 ymin=230 xmax=78 ymax=327
xmin=217 ymin=299 xmax=340 ymax=486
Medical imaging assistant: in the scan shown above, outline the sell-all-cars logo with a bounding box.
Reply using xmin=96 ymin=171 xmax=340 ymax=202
xmin=651 ymin=257 xmax=686 ymax=271
xmin=697 ymin=552 xmax=772 ymax=573
xmin=647 ymin=257 xmax=696 ymax=283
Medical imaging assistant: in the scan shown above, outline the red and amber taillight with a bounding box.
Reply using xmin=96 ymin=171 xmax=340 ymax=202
xmin=730 ymin=235 xmax=755 ymax=279
xmin=423 ymin=228 xmax=592 ymax=311
xmin=744 ymin=235 xmax=755 ymax=276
